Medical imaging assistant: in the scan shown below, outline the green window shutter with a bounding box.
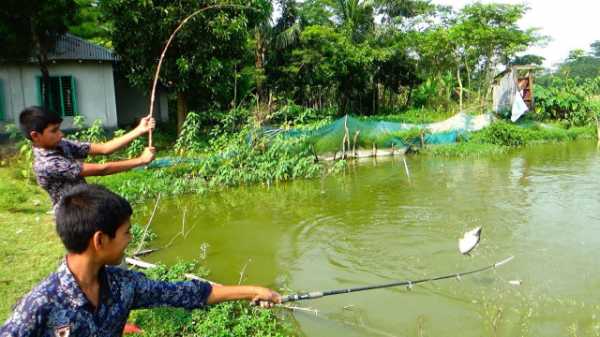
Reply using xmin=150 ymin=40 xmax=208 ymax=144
xmin=0 ymin=79 xmax=5 ymax=120
xmin=71 ymin=76 xmax=79 ymax=116
xmin=36 ymin=76 xmax=42 ymax=106
xmin=58 ymin=76 xmax=65 ymax=116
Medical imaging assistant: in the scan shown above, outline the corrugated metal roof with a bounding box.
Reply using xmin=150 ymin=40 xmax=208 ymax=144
xmin=48 ymin=33 xmax=119 ymax=62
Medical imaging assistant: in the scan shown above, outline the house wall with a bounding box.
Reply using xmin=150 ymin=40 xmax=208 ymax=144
xmin=492 ymin=69 xmax=518 ymax=114
xmin=114 ymin=74 xmax=169 ymax=127
xmin=0 ymin=62 xmax=118 ymax=128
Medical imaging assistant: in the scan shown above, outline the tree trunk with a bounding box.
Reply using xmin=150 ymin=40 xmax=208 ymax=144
xmin=176 ymin=92 xmax=188 ymax=135
xmin=406 ymin=86 xmax=413 ymax=107
xmin=32 ymin=27 xmax=51 ymax=112
xmin=482 ymin=60 xmax=496 ymax=112
xmin=38 ymin=53 xmax=51 ymax=112
xmin=232 ymin=63 xmax=238 ymax=108
xmin=456 ymin=66 xmax=464 ymax=112
xmin=254 ymin=29 xmax=266 ymax=104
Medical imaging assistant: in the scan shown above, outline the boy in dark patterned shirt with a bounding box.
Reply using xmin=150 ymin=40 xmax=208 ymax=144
xmin=0 ymin=184 xmax=281 ymax=337
xmin=19 ymin=106 xmax=157 ymax=206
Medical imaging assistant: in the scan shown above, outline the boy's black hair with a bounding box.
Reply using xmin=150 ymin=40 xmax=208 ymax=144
xmin=18 ymin=106 xmax=63 ymax=140
xmin=55 ymin=184 xmax=133 ymax=253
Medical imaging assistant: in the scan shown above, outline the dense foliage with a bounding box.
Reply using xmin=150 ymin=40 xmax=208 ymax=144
xmin=6 ymin=0 xmax=539 ymax=129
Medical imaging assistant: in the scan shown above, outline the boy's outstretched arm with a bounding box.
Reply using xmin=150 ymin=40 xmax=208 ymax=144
xmin=89 ymin=116 xmax=155 ymax=155
xmin=207 ymin=285 xmax=282 ymax=308
xmin=81 ymin=147 xmax=155 ymax=176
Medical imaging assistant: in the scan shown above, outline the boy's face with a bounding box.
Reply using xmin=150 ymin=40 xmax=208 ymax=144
xmin=99 ymin=219 xmax=132 ymax=265
xmin=31 ymin=123 xmax=63 ymax=148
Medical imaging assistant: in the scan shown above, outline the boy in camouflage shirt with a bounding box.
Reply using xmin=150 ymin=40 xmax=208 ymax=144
xmin=0 ymin=184 xmax=281 ymax=337
xmin=19 ymin=106 xmax=156 ymax=206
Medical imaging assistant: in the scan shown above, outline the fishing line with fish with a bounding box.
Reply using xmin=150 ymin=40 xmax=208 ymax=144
xmin=261 ymin=226 xmax=514 ymax=304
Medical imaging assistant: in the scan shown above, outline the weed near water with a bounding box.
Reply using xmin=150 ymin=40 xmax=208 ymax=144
xmin=130 ymin=261 xmax=295 ymax=337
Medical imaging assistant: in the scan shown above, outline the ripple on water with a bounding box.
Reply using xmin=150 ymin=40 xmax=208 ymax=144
xmin=290 ymin=206 xmax=462 ymax=283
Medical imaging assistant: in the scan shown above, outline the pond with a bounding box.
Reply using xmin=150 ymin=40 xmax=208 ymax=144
xmin=138 ymin=140 xmax=600 ymax=337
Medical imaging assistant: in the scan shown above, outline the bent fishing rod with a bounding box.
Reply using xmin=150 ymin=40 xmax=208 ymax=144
xmin=280 ymin=256 xmax=514 ymax=303
xmin=146 ymin=4 xmax=260 ymax=147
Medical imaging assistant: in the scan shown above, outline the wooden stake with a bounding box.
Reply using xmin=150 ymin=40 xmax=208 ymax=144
xmin=133 ymin=193 xmax=161 ymax=255
xmin=125 ymin=257 xmax=215 ymax=284
xmin=352 ymin=130 xmax=360 ymax=157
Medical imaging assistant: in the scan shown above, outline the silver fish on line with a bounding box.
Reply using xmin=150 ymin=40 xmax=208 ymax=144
xmin=459 ymin=226 xmax=482 ymax=255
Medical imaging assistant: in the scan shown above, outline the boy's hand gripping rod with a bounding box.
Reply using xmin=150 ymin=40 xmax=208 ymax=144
xmin=280 ymin=256 xmax=514 ymax=303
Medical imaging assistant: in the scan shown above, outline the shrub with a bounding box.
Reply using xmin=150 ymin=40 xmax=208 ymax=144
xmin=534 ymin=78 xmax=595 ymax=127
xmin=130 ymin=261 xmax=294 ymax=337
xmin=174 ymin=111 xmax=204 ymax=155
xmin=470 ymin=121 xmax=528 ymax=146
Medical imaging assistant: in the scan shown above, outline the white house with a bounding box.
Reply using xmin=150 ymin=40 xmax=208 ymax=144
xmin=0 ymin=33 xmax=168 ymax=130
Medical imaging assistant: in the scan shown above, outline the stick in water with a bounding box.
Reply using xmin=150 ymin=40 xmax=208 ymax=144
xmin=281 ymin=256 xmax=514 ymax=303
xmin=402 ymin=157 xmax=410 ymax=180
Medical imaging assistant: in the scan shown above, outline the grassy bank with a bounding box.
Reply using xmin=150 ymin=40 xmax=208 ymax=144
xmin=0 ymin=167 xmax=62 ymax=320
xmin=422 ymin=121 xmax=597 ymax=158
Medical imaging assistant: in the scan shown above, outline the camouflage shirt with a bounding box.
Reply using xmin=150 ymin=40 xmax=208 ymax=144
xmin=0 ymin=259 xmax=212 ymax=337
xmin=33 ymin=139 xmax=91 ymax=205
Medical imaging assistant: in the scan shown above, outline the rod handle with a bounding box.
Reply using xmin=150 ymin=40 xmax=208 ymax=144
xmin=282 ymin=291 xmax=324 ymax=303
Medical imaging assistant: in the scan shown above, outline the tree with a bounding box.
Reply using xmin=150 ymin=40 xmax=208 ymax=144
xmin=567 ymin=49 xmax=586 ymax=62
xmin=0 ymin=0 xmax=78 ymax=111
xmin=590 ymin=41 xmax=600 ymax=58
xmin=448 ymin=3 xmax=537 ymax=110
xmin=511 ymin=54 xmax=545 ymax=66
xmin=264 ymin=0 xmax=303 ymax=103
xmin=101 ymin=0 xmax=270 ymax=132
xmin=68 ymin=0 xmax=112 ymax=48
xmin=559 ymin=49 xmax=600 ymax=80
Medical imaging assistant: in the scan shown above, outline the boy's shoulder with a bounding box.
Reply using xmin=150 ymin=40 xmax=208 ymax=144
xmin=11 ymin=272 xmax=62 ymax=316
xmin=32 ymin=139 xmax=90 ymax=161
xmin=104 ymin=264 xmax=149 ymax=288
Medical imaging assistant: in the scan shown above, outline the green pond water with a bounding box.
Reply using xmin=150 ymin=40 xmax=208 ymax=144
xmin=138 ymin=141 xmax=600 ymax=337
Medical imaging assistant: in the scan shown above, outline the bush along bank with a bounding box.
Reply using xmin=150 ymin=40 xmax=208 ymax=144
xmin=93 ymin=129 xmax=327 ymax=204
xmin=421 ymin=121 xmax=597 ymax=158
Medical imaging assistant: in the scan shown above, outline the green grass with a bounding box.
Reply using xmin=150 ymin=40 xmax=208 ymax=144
xmin=0 ymin=167 xmax=63 ymax=320
xmin=422 ymin=122 xmax=596 ymax=158
xmin=422 ymin=142 xmax=508 ymax=158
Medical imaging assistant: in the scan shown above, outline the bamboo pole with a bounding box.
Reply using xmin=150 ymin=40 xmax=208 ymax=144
xmin=352 ymin=130 xmax=360 ymax=157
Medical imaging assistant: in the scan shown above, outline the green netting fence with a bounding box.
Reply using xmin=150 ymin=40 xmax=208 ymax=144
xmin=265 ymin=113 xmax=495 ymax=155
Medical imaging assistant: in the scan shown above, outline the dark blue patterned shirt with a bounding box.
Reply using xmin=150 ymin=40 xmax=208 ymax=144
xmin=33 ymin=139 xmax=91 ymax=205
xmin=0 ymin=260 xmax=212 ymax=337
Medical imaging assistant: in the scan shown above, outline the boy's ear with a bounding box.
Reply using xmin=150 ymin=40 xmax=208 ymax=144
xmin=30 ymin=131 xmax=41 ymax=141
xmin=91 ymin=231 xmax=106 ymax=251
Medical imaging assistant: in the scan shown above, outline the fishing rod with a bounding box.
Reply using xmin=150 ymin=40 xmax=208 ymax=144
xmin=280 ymin=256 xmax=514 ymax=303
xmin=147 ymin=4 xmax=261 ymax=147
